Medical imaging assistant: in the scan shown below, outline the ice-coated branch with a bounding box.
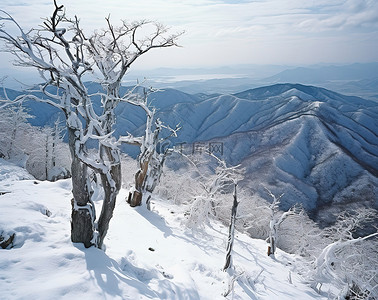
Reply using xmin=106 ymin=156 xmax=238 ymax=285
xmin=117 ymin=133 xmax=143 ymax=146
xmin=159 ymin=121 xmax=181 ymax=142
xmin=0 ymin=10 xmax=56 ymax=72
xmin=22 ymin=93 xmax=64 ymax=111
xmin=88 ymin=18 xmax=182 ymax=88
xmin=0 ymin=86 xmax=28 ymax=108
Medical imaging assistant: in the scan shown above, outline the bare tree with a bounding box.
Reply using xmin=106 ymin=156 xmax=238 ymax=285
xmin=275 ymin=208 xmax=327 ymax=258
xmin=121 ymin=88 xmax=180 ymax=208
xmin=223 ymin=183 xmax=238 ymax=272
xmin=50 ymin=118 xmax=65 ymax=169
xmin=264 ymin=188 xmax=298 ymax=256
xmin=239 ymin=187 xmax=299 ymax=257
xmin=31 ymin=121 xmax=68 ymax=181
xmin=153 ymin=154 xmax=204 ymax=206
xmin=171 ymin=154 xmax=229 ymax=227
xmin=217 ymin=159 xmax=244 ymax=298
xmin=0 ymin=100 xmax=33 ymax=160
xmin=0 ymin=1 xmax=181 ymax=248
xmin=0 ymin=94 xmax=70 ymax=178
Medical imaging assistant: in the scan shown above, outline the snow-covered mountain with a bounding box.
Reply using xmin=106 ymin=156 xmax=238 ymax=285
xmin=4 ymin=83 xmax=377 ymax=216
xmin=262 ymin=63 xmax=378 ymax=100
xmin=206 ymin=84 xmax=377 ymax=216
xmin=152 ymin=84 xmax=377 ymax=216
xmin=1 ymin=83 xmax=377 ymax=298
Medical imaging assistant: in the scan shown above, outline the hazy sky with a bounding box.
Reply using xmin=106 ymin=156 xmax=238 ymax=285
xmin=1 ymin=0 xmax=378 ymax=71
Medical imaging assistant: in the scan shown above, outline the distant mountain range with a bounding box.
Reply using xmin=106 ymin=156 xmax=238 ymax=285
xmin=1 ymin=83 xmax=377 ymax=224
xmin=116 ymin=63 xmax=378 ymax=100
xmin=3 ymin=62 xmax=378 ymax=98
xmin=262 ymin=63 xmax=378 ymax=101
xmin=264 ymin=63 xmax=378 ymax=83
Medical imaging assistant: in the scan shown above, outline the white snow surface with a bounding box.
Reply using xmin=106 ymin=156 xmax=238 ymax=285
xmin=0 ymin=160 xmax=327 ymax=300
xmin=0 ymin=158 xmax=34 ymax=182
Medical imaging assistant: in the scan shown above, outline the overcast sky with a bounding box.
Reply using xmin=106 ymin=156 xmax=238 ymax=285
xmin=1 ymin=0 xmax=378 ymax=71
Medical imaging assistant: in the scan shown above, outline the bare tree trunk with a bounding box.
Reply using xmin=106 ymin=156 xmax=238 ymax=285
xmin=268 ymin=223 xmax=277 ymax=256
xmin=97 ymin=163 xmax=122 ymax=248
xmin=68 ymin=127 xmax=94 ymax=248
xmin=45 ymin=134 xmax=49 ymax=180
xmin=129 ymin=150 xmax=168 ymax=209
xmin=7 ymin=127 xmax=17 ymax=159
xmin=223 ymin=183 xmax=238 ymax=272
xmin=51 ymin=120 xmax=59 ymax=168
xmin=128 ymin=154 xmax=149 ymax=207
xmin=145 ymin=152 xmax=167 ymax=193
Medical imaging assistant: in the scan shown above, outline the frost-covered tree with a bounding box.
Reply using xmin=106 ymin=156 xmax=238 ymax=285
xmin=176 ymin=153 xmax=243 ymax=228
xmin=25 ymin=121 xmax=69 ymax=181
xmin=0 ymin=95 xmax=70 ymax=178
xmin=218 ymin=160 xmax=244 ymax=297
xmin=263 ymin=188 xmax=299 ymax=256
xmin=47 ymin=118 xmax=71 ymax=181
xmin=311 ymin=208 xmax=378 ymax=299
xmin=154 ymin=154 xmax=204 ymax=205
xmin=0 ymin=1 xmax=181 ymax=248
xmin=122 ymin=88 xmax=180 ymax=208
xmin=236 ymin=187 xmax=299 ymax=257
xmin=50 ymin=118 xmax=65 ymax=169
xmin=0 ymin=100 xmax=33 ymax=160
xmin=171 ymin=153 xmax=244 ymax=285
xmin=275 ymin=209 xmax=327 ymax=258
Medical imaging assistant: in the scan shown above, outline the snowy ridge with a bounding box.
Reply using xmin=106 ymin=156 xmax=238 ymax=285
xmin=157 ymin=84 xmax=377 ymax=214
xmin=0 ymin=161 xmax=326 ymax=300
xmin=5 ymin=83 xmax=378 ymax=212
xmin=207 ymin=98 xmax=377 ymax=212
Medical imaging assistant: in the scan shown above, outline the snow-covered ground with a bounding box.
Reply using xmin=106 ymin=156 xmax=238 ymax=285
xmin=0 ymin=160 xmax=327 ymax=300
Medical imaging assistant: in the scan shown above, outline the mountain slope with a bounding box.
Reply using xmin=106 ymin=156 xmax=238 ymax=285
xmin=193 ymin=85 xmax=377 ymax=213
xmin=157 ymin=84 xmax=377 ymax=214
xmin=3 ymin=83 xmax=377 ymax=214
xmin=0 ymin=160 xmax=326 ymax=300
